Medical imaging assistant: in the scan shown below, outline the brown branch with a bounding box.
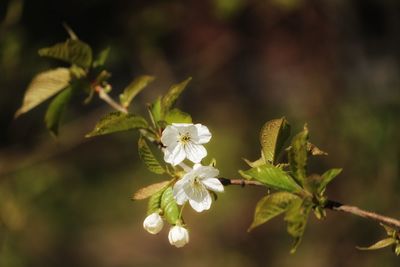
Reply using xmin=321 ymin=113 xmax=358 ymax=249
xmin=219 ymin=178 xmax=400 ymax=230
xmin=325 ymin=200 xmax=400 ymax=230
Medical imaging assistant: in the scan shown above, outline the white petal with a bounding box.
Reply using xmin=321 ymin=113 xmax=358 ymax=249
xmin=202 ymin=178 xmax=224 ymax=192
xmin=184 ymin=143 xmax=207 ymax=163
xmin=173 ymin=178 xmax=189 ymax=205
xmin=188 ymin=189 xmax=212 ymax=212
xmin=161 ymin=126 xmax=179 ymax=146
xmin=197 ymin=166 xmax=219 ymax=179
xmin=172 ymin=123 xmax=193 ymax=127
xmin=164 ymin=144 xmax=186 ymax=166
xmin=194 ymin=124 xmax=212 ymax=144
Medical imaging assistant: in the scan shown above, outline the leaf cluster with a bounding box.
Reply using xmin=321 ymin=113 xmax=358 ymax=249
xmin=241 ymin=118 xmax=342 ymax=253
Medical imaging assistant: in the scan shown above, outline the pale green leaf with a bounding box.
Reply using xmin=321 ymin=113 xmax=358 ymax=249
xmin=240 ymin=164 xmax=301 ymax=192
xmin=85 ymin=112 xmax=148 ymax=137
xmin=243 ymin=156 xmax=265 ymax=168
xmin=132 ymin=181 xmax=170 ymax=200
xmin=161 ymin=187 xmax=180 ymax=224
xmin=284 ymin=198 xmax=312 ymax=253
xmin=318 ymin=168 xmax=342 ymax=193
xmin=357 ymin=238 xmax=396 ymax=251
xmin=92 ymin=47 xmax=110 ymax=68
xmin=119 ymin=75 xmax=155 ymax=108
xmin=288 ymin=126 xmax=308 ymax=186
xmin=138 ymin=136 xmax=165 ymax=174
xmin=38 ymin=39 xmax=93 ymax=69
xmin=395 ymin=244 xmax=400 ymax=256
xmin=45 ymin=86 xmax=73 ymax=136
xmin=161 ymin=77 xmax=192 ymax=113
xmin=380 ymin=223 xmax=396 ymax=237
xmin=248 ymin=192 xmax=299 ymax=231
xmin=147 ymin=188 xmax=165 ymax=215
xmin=165 ymin=108 xmax=192 ymax=124
xmin=150 ymin=96 xmax=163 ymax=123
xmin=260 ymin=117 xmax=291 ymax=164
xmin=15 ymin=68 xmax=71 ymax=117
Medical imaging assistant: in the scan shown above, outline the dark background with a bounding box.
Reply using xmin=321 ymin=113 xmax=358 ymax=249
xmin=0 ymin=0 xmax=399 ymax=266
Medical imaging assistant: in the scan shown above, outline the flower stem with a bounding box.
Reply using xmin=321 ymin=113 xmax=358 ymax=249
xmin=94 ymin=85 xmax=128 ymax=114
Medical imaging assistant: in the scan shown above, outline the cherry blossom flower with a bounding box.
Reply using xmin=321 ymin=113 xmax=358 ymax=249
xmin=168 ymin=225 xmax=189 ymax=248
xmin=161 ymin=123 xmax=211 ymax=166
xmin=173 ymin=164 xmax=224 ymax=212
xmin=143 ymin=212 xmax=164 ymax=234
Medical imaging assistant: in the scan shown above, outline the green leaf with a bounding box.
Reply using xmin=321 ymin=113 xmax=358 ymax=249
xmin=240 ymin=164 xmax=301 ymax=192
xmin=132 ymin=181 xmax=170 ymax=200
xmin=357 ymin=238 xmax=396 ymax=251
xmin=15 ymin=68 xmax=71 ymax=117
xmin=38 ymin=39 xmax=93 ymax=69
xmin=150 ymin=96 xmax=163 ymax=123
xmin=161 ymin=187 xmax=180 ymax=224
xmin=165 ymin=108 xmax=192 ymax=124
xmin=318 ymin=168 xmax=342 ymax=193
xmin=138 ymin=136 xmax=165 ymax=174
xmin=243 ymin=156 xmax=265 ymax=168
xmin=147 ymin=188 xmax=165 ymax=215
xmin=92 ymin=47 xmax=110 ymax=68
xmin=161 ymin=77 xmax=192 ymax=114
xmin=284 ymin=198 xmax=312 ymax=253
xmin=260 ymin=117 xmax=291 ymax=164
xmin=395 ymin=244 xmax=400 ymax=256
xmin=119 ymin=75 xmax=155 ymax=108
xmin=248 ymin=192 xmax=299 ymax=231
xmin=288 ymin=125 xmax=309 ymax=186
xmin=380 ymin=223 xmax=396 ymax=237
xmin=44 ymin=86 xmax=73 ymax=136
xmin=85 ymin=112 xmax=148 ymax=137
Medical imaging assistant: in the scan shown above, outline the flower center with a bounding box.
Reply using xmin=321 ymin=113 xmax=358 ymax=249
xmin=179 ymin=132 xmax=191 ymax=145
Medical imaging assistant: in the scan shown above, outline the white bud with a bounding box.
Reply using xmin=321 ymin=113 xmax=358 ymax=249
xmin=143 ymin=213 xmax=164 ymax=234
xmin=168 ymin=225 xmax=189 ymax=248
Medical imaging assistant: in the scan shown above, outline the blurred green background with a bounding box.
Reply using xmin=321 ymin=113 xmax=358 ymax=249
xmin=1 ymin=0 xmax=400 ymax=266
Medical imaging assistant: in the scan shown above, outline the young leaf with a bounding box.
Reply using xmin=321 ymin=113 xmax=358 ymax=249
xmin=161 ymin=77 xmax=192 ymax=114
xmin=161 ymin=187 xmax=180 ymax=224
xmin=356 ymin=238 xmax=396 ymax=251
xmin=318 ymin=168 xmax=342 ymax=193
xmin=395 ymin=244 xmax=400 ymax=256
xmin=132 ymin=181 xmax=170 ymax=200
xmin=38 ymin=39 xmax=93 ymax=69
xmin=165 ymin=108 xmax=192 ymax=124
xmin=85 ymin=112 xmax=148 ymax=137
xmin=147 ymin=188 xmax=165 ymax=215
xmin=240 ymin=164 xmax=301 ymax=192
xmin=243 ymin=156 xmax=265 ymax=168
xmin=119 ymin=75 xmax=155 ymax=108
xmin=288 ymin=126 xmax=309 ymax=186
xmin=248 ymin=192 xmax=299 ymax=231
xmin=150 ymin=96 xmax=163 ymax=123
xmin=44 ymin=86 xmax=73 ymax=136
xmin=15 ymin=68 xmax=71 ymax=117
xmin=92 ymin=47 xmax=110 ymax=68
xmin=380 ymin=223 xmax=396 ymax=237
xmin=260 ymin=117 xmax=291 ymax=164
xmin=138 ymin=136 xmax=165 ymax=174
xmin=284 ymin=198 xmax=312 ymax=253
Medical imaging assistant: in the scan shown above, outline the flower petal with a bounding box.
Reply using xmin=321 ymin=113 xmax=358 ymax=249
xmin=184 ymin=143 xmax=207 ymax=163
xmin=173 ymin=178 xmax=189 ymax=205
xmin=188 ymin=188 xmax=212 ymax=212
xmin=164 ymin=143 xmax=186 ymax=165
xmin=194 ymin=124 xmax=212 ymax=144
xmin=196 ymin=166 xmax=219 ymax=179
xmin=202 ymin=178 xmax=224 ymax=192
xmin=161 ymin=126 xmax=179 ymax=146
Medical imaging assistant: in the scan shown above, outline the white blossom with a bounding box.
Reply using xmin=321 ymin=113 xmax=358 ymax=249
xmin=161 ymin=123 xmax=211 ymax=166
xmin=173 ymin=164 xmax=224 ymax=212
xmin=168 ymin=225 xmax=189 ymax=248
xmin=143 ymin=213 xmax=164 ymax=234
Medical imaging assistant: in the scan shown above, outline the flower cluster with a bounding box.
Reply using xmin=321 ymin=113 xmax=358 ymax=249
xmin=142 ymin=123 xmax=224 ymax=248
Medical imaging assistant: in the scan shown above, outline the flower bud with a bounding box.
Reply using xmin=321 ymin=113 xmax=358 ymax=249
xmin=143 ymin=213 xmax=164 ymax=234
xmin=168 ymin=225 xmax=189 ymax=248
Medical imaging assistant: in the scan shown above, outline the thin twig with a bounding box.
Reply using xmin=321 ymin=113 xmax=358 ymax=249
xmin=325 ymin=200 xmax=400 ymax=230
xmin=219 ymin=178 xmax=400 ymax=230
